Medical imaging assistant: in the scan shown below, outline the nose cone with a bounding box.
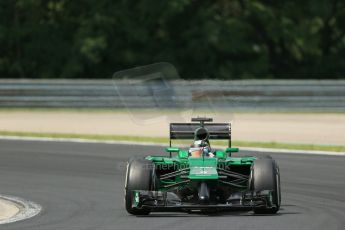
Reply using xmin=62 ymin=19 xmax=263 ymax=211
xmin=198 ymin=182 xmax=210 ymax=203
xmin=188 ymin=157 xmax=219 ymax=180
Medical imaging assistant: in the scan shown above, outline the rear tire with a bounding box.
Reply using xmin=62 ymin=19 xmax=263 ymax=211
xmin=250 ymin=158 xmax=281 ymax=214
xmin=125 ymin=158 xmax=155 ymax=215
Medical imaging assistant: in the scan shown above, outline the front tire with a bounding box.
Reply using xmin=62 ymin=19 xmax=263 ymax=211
xmin=125 ymin=158 xmax=155 ymax=215
xmin=250 ymin=158 xmax=281 ymax=214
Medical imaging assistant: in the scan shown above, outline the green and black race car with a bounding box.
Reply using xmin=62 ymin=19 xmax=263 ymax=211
xmin=125 ymin=117 xmax=281 ymax=215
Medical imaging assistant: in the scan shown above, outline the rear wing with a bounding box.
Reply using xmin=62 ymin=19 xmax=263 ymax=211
xmin=169 ymin=122 xmax=232 ymax=147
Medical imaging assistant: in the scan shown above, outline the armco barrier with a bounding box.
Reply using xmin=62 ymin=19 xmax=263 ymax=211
xmin=0 ymin=79 xmax=344 ymax=111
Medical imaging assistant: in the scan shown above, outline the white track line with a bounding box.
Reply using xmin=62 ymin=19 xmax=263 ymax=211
xmin=0 ymin=195 xmax=42 ymax=225
xmin=236 ymin=146 xmax=345 ymax=156
xmin=0 ymin=135 xmax=344 ymax=156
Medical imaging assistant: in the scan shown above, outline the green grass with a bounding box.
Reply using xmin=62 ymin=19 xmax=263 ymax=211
xmin=0 ymin=130 xmax=344 ymax=152
xmin=0 ymin=131 xmax=167 ymax=143
xmin=229 ymin=140 xmax=345 ymax=152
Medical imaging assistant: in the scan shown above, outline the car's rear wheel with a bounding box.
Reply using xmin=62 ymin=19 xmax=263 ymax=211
xmin=125 ymin=157 xmax=155 ymax=215
xmin=249 ymin=158 xmax=281 ymax=214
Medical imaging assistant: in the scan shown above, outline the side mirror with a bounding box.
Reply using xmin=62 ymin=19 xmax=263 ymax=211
xmin=225 ymin=147 xmax=239 ymax=153
xmin=165 ymin=147 xmax=180 ymax=153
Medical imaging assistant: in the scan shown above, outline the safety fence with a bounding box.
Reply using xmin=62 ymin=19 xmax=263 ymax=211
xmin=0 ymin=79 xmax=344 ymax=111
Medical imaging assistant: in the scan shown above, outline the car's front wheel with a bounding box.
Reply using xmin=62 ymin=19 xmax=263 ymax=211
xmin=125 ymin=157 xmax=155 ymax=215
xmin=249 ymin=158 xmax=281 ymax=214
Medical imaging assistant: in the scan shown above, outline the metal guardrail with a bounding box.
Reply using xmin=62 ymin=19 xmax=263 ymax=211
xmin=0 ymin=79 xmax=344 ymax=111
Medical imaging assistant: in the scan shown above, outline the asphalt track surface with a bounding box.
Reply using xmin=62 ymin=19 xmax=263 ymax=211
xmin=0 ymin=139 xmax=344 ymax=230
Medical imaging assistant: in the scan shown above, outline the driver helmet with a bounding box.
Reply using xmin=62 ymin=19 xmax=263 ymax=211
xmin=189 ymin=140 xmax=211 ymax=157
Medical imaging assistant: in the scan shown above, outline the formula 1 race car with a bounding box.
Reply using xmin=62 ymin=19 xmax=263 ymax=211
xmin=125 ymin=117 xmax=281 ymax=215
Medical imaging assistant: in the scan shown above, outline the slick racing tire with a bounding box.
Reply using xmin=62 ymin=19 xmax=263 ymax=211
xmin=125 ymin=157 xmax=155 ymax=215
xmin=249 ymin=158 xmax=281 ymax=214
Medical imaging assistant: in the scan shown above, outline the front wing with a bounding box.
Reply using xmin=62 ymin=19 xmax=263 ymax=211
xmin=132 ymin=190 xmax=276 ymax=212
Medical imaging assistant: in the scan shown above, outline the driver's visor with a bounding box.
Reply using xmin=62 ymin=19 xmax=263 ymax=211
xmin=189 ymin=148 xmax=202 ymax=157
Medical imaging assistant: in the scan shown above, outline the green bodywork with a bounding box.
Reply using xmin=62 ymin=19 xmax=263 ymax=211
xmin=188 ymin=157 xmax=218 ymax=180
xmin=145 ymin=147 xmax=256 ymax=192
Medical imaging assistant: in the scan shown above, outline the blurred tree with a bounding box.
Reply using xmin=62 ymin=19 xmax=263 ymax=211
xmin=0 ymin=0 xmax=344 ymax=79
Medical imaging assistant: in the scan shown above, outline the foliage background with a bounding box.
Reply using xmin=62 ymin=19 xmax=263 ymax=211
xmin=1 ymin=0 xmax=345 ymax=79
